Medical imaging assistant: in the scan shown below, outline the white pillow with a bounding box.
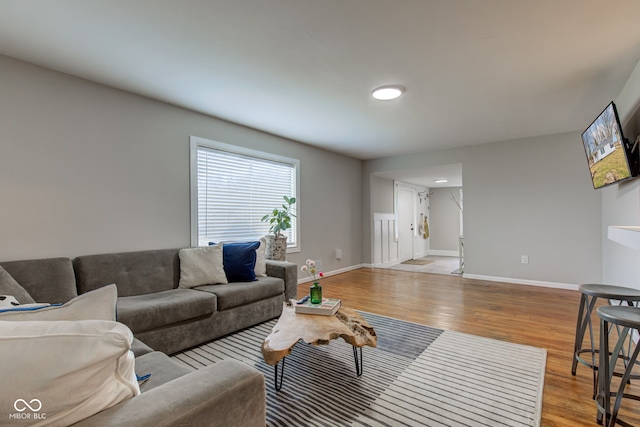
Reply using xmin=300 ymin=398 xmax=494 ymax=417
xmin=0 ymin=301 xmax=52 ymax=312
xmin=0 ymin=295 xmax=21 ymax=308
xmin=0 ymin=319 xmax=140 ymax=426
xmin=0 ymin=265 xmax=36 ymax=304
xmin=0 ymin=284 xmax=117 ymax=321
xmin=178 ymin=245 xmax=228 ymax=288
xmin=255 ymin=237 xmax=267 ymax=277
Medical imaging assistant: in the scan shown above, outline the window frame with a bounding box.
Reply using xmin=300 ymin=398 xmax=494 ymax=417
xmin=189 ymin=136 xmax=301 ymax=252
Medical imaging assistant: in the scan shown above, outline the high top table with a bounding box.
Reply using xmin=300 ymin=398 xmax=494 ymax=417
xmin=261 ymin=301 xmax=377 ymax=391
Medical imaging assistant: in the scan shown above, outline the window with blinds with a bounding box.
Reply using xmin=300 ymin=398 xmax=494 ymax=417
xmin=190 ymin=136 xmax=299 ymax=249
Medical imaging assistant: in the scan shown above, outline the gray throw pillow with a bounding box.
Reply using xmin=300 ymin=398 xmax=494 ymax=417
xmin=0 ymin=266 xmax=35 ymax=304
xmin=178 ymin=245 xmax=228 ymax=288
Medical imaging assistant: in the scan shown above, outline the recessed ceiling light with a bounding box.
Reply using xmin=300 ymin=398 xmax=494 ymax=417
xmin=435 ymin=179 xmax=448 ymax=184
xmin=372 ymin=85 xmax=405 ymax=101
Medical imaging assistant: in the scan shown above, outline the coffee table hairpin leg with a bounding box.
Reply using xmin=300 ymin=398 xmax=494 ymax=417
xmin=273 ymin=348 xmax=364 ymax=391
xmin=274 ymin=358 xmax=286 ymax=391
xmin=353 ymin=346 xmax=363 ymax=377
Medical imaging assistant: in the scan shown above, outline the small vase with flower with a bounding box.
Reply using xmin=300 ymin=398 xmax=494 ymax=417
xmin=301 ymin=259 xmax=324 ymax=304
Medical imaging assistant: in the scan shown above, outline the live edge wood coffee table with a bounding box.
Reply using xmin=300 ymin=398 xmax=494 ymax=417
xmin=261 ymin=301 xmax=377 ymax=391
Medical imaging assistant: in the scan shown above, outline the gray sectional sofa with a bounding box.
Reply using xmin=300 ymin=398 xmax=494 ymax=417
xmin=73 ymin=248 xmax=298 ymax=354
xmin=0 ymin=248 xmax=298 ymax=427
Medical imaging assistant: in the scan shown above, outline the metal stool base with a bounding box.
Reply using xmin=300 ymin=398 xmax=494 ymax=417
xmin=596 ymin=306 xmax=640 ymax=427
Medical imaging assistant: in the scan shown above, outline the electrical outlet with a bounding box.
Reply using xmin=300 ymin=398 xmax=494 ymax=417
xmin=521 ymin=255 xmax=529 ymax=264
xmin=335 ymin=249 xmax=342 ymax=260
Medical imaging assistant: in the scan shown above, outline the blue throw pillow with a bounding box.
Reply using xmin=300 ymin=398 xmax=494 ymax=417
xmin=209 ymin=241 xmax=260 ymax=282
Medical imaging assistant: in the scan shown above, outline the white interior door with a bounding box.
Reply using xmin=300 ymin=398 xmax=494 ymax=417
xmin=397 ymin=188 xmax=414 ymax=262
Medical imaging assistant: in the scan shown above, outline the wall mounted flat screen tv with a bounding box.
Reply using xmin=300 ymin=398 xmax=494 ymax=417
xmin=581 ymin=102 xmax=633 ymax=189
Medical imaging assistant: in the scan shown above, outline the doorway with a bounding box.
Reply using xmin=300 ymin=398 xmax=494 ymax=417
xmin=371 ymin=164 xmax=462 ymax=269
xmin=396 ymin=186 xmax=414 ymax=262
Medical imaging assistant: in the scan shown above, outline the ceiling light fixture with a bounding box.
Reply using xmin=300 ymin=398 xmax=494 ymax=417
xmin=435 ymin=179 xmax=448 ymax=184
xmin=372 ymin=85 xmax=405 ymax=101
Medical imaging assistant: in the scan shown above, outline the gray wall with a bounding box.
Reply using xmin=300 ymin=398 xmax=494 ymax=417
xmin=0 ymin=54 xmax=363 ymax=273
xmin=602 ymin=180 xmax=640 ymax=287
xmin=429 ymin=187 xmax=462 ymax=252
xmin=601 ymin=59 xmax=640 ymax=288
xmin=365 ymin=132 xmax=602 ymax=285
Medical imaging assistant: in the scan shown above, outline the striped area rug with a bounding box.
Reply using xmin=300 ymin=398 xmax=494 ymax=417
xmin=171 ymin=312 xmax=546 ymax=426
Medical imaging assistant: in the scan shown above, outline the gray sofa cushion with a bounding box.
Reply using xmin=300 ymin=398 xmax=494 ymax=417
xmin=194 ymin=276 xmax=284 ymax=310
xmin=134 ymin=351 xmax=194 ymax=393
xmin=74 ymin=249 xmax=180 ymax=297
xmin=72 ymin=359 xmax=266 ymax=427
xmin=0 ymin=258 xmax=77 ymax=303
xmin=117 ymin=289 xmax=216 ymax=333
xmin=131 ymin=338 xmax=154 ymax=358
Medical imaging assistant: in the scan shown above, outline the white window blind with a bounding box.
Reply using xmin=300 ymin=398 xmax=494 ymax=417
xmin=190 ymin=137 xmax=299 ymax=248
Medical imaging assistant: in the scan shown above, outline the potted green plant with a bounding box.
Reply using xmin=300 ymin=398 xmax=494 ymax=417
xmin=261 ymin=196 xmax=296 ymax=261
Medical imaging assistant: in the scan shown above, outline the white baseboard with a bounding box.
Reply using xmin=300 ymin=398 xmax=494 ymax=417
xmin=429 ymin=250 xmax=459 ymax=257
xmin=462 ymin=273 xmax=579 ymax=291
xmin=297 ymin=264 xmax=368 ymax=284
xmin=295 ymin=264 xmax=579 ymax=291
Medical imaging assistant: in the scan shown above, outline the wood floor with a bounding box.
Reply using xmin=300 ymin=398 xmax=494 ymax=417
xmin=296 ymin=267 xmax=640 ymax=427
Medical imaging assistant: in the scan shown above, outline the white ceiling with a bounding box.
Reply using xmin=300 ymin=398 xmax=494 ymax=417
xmin=1 ymin=0 xmax=640 ymax=163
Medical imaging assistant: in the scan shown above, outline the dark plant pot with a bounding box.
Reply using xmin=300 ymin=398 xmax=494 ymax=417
xmin=265 ymin=235 xmax=287 ymax=261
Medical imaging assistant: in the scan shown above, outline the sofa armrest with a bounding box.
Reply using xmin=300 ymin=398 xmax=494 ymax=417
xmin=72 ymin=359 xmax=265 ymax=427
xmin=265 ymin=260 xmax=298 ymax=302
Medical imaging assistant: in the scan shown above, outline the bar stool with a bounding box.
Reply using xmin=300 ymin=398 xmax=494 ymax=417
xmin=596 ymin=305 xmax=640 ymax=427
xmin=572 ymin=284 xmax=640 ymax=398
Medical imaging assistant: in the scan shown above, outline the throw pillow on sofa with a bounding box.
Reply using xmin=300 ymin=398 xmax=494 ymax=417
xmin=0 ymin=319 xmax=140 ymax=426
xmin=0 ymin=295 xmax=21 ymax=308
xmin=209 ymin=241 xmax=260 ymax=282
xmin=255 ymin=237 xmax=267 ymax=277
xmin=178 ymin=244 xmax=228 ymax=289
xmin=0 ymin=265 xmax=36 ymax=304
xmin=209 ymin=238 xmax=267 ymax=279
xmin=0 ymin=283 xmax=117 ymax=321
